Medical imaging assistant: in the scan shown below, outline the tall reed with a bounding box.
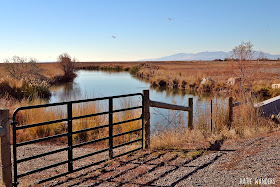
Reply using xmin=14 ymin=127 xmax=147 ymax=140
xmin=0 ymin=76 xmax=51 ymax=100
xmin=151 ymin=95 xmax=276 ymax=150
xmin=7 ymin=96 xmax=142 ymax=147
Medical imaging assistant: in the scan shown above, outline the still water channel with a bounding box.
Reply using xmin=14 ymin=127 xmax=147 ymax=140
xmin=49 ymin=70 xmax=219 ymax=130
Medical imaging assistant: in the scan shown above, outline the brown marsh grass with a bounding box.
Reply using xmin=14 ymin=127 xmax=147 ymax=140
xmin=2 ymin=60 xmax=280 ymax=94
xmin=137 ymin=61 xmax=280 ymax=93
xmin=75 ymin=60 xmax=280 ymax=96
xmin=2 ymin=97 xmax=142 ymax=148
xmin=151 ymin=95 xmax=276 ymax=150
xmin=2 ymin=60 xmax=280 ymax=86
xmin=0 ymin=76 xmax=51 ymax=99
xmin=0 ymin=63 xmax=64 ymax=79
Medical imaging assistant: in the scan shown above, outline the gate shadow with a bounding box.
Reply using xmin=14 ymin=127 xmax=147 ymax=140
xmin=50 ymin=149 xmax=229 ymax=187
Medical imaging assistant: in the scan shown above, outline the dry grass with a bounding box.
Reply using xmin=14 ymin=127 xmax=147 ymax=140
xmin=0 ymin=63 xmax=63 ymax=79
xmin=1 ymin=97 xmax=142 ymax=147
xmin=74 ymin=60 xmax=280 ymax=96
xmin=2 ymin=60 xmax=280 ymax=85
xmin=151 ymin=94 xmax=277 ymax=150
xmin=230 ymin=104 xmax=274 ymax=138
xmin=0 ymin=76 xmax=51 ymax=100
xmin=0 ymin=62 xmax=63 ymax=100
xmin=136 ymin=60 xmax=280 ymax=93
xmin=2 ymin=60 xmax=280 ymax=93
xmin=151 ymin=128 xmax=209 ymax=150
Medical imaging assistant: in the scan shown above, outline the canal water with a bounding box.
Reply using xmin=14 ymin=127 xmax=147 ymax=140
xmin=49 ymin=70 xmax=220 ymax=131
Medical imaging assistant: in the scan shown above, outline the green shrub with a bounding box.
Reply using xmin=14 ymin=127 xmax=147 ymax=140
xmin=129 ymin=65 xmax=140 ymax=74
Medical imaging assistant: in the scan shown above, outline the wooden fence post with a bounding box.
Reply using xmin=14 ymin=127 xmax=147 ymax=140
xmin=0 ymin=109 xmax=12 ymax=187
xmin=228 ymin=97 xmax=233 ymax=129
xmin=188 ymin=98 xmax=193 ymax=130
xmin=143 ymin=90 xmax=150 ymax=149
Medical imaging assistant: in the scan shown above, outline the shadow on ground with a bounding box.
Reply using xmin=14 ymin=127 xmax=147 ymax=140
xmin=48 ymin=149 xmax=232 ymax=187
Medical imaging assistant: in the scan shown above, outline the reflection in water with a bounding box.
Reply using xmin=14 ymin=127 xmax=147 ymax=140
xmin=50 ymin=82 xmax=81 ymax=102
xmin=50 ymin=70 xmax=219 ymax=104
xmin=150 ymin=85 xmax=193 ymax=98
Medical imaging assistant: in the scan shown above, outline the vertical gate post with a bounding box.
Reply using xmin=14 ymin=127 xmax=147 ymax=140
xmin=143 ymin=90 xmax=150 ymax=149
xmin=109 ymin=98 xmax=113 ymax=159
xmin=228 ymin=97 xmax=233 ymax=129
xmin=0 ymin=109 xmax=12 ymax=187
xmin=188 ymin=98 xmax=193 ymax=130
xmin=67 ymin=103 xmax=73 ymax=172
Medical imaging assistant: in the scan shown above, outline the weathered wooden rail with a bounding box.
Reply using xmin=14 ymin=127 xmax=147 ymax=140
xmin=142 ymin=90 xmax=193 ymax=149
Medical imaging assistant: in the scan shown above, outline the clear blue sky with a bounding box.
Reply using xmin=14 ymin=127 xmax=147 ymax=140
xmin=0 ymin=0 xmax=279 ymax=62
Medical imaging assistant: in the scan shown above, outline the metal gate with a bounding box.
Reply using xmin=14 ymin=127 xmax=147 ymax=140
xmin=11 ymin=93 xmax=144 ymax=186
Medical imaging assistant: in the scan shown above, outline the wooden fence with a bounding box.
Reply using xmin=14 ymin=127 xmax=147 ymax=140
xmin=143 ymin=90 xmax=193 ymax=149
xmin=0 ymin=109 xmax=12 ymax=187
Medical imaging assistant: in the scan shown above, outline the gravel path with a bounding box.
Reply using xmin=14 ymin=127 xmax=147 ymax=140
xmin=1 ymin=131 xmax=280 ymax=186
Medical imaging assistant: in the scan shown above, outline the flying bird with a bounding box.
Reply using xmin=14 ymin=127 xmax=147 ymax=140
xmin=168 ymin=18 xmax=172 ymax=21
xmin=112 ymin=36 xmax=116 ymax=38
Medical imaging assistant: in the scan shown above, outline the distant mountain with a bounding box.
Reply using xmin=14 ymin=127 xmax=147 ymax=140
xmin=141 ymin=51 xmax=280 ymax=61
